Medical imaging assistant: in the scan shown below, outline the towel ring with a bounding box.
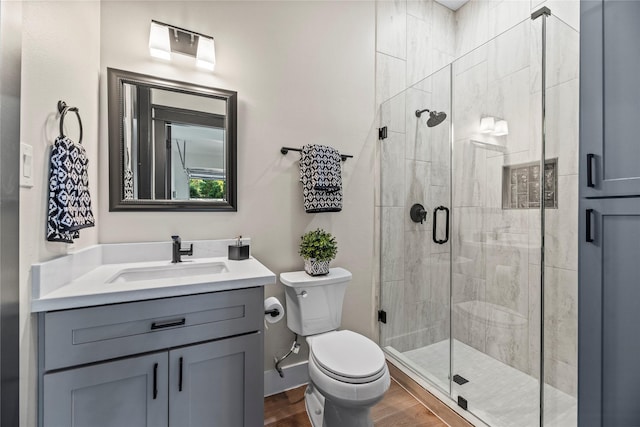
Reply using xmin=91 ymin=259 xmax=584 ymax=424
xmin=57 ymin=100 xmax=83 ymax=144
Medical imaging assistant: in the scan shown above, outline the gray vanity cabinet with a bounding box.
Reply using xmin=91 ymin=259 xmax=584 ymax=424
xmin=580 ymin=0 xmax=640 ymax=198
xmin=39 ymin=287 xmax=264 ymax=427
xmin=169 ymin=334 xmax=263 ymax=427
xmin=580 ymin=1 xmax=640 ymax=425
xmin=43 ymin=352 xmax=169 ymax=427
xmin=579 ymin=198 xmax=640 ymax=426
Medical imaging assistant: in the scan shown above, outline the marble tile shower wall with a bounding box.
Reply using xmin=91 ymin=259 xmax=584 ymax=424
xmin=377 ymin=0 xmax=456 ymax=354
xmin=376 ymin=0 xmax=579 ymax=398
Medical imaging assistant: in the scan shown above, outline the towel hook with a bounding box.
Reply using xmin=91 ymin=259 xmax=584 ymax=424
xmin=57 ymin=100 xmax=83 ymax=144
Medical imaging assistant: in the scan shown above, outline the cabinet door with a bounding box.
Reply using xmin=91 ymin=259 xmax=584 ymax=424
xmin=169 ymin=333 xmax=263 ymax=427
xmin=580 ymin=0 xmax=640 ymax=197
xmin=43 ymin=352 xmax=168 ymax=427
xmin=579 ymin=198 xmax=640 ymax=426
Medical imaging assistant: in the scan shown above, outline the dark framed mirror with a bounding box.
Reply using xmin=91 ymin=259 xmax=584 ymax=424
xmin=107 ymin=68 xmax=237 ymax=211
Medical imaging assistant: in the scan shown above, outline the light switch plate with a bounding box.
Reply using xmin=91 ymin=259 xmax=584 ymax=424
xmin=20 ymin=142 xmax=34 ymax=187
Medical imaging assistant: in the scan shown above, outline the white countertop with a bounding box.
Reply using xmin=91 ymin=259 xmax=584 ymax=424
xmin=31 ymin=240 xmax=276 ymax=312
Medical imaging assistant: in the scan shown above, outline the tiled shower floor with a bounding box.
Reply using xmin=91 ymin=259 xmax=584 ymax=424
xmin=393 ymin=340 xmax=576 ymax=427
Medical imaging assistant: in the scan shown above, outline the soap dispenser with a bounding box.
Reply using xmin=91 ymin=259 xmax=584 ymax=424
xmin=228 ymin=236 xmax=250 ymax=260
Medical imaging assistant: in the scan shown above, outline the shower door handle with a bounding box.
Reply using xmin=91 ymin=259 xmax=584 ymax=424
xmin=433 ymin=206 xmax=449 ymax=244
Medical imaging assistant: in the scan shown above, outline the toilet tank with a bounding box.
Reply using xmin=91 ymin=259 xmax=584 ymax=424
xmin=280 ymin=268 xmax=352 ymax=336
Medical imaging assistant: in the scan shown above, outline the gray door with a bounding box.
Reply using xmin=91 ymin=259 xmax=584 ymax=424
xmin=581 ymin=0 xmax=640 ymax=198
xmin=169 ymin=333 xmax=263 ymax=427
xmin=43 ymin=352 xmax=169 ymax=427
xmin=579 ymin=198 xmax=640 ymax=426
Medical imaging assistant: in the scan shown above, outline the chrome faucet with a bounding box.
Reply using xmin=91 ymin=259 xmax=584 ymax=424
xmin=171 ymin=235 xmax=193 ymax=263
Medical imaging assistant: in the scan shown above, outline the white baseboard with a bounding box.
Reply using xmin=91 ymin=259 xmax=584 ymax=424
xmin=264 ymin=361 xmax=309 ymax=397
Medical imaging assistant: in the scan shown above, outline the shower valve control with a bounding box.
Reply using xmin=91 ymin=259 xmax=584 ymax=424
xmin=410 ymin=204 xmax=428 ymax=224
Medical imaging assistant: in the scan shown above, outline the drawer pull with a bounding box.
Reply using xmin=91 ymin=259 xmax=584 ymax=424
xmin=150 ymin=318 xmax=186 ymax=330
xmin=153 ymin=363 xmax=158 ymax=399
xmin=179 ymin=357 xmax=184 ymax=392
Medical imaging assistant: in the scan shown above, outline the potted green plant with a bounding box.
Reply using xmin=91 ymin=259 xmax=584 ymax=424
xmin=299 ymin=228 xmax=338 ymax=276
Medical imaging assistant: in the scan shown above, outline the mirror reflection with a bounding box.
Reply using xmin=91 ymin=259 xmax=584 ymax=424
xmin=108 ymin=68 xmax=237 ymax=211
xmin=122 ymin=84 xmax=227 ymax=201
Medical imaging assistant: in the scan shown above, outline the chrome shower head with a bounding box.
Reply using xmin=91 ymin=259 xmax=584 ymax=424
xmin=415 ymin=109 xmax=448 ymax=127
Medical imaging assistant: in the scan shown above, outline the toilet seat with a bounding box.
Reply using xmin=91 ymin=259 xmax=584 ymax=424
xmin=308 ymin=330 xmax=387 ymax=384
xmin=311 ymin=353 xmax=386 ymax=384
xmin=307 ymin=349 xmax=390 ymax=407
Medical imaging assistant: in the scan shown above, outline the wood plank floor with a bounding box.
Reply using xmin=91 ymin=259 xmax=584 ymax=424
xmin=264 ymin=379 xmax=448 ymax=427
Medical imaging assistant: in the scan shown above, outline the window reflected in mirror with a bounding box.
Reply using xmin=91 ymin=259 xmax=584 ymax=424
xmin=108 ymin=68 xmax=236 ymax=211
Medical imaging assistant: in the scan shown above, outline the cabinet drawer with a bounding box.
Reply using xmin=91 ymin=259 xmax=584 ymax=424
xmin=42 ymin=287 xmax=263 ymax=371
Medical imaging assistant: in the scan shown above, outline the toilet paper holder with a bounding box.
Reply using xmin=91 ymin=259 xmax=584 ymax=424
xmin=263 ymin=296 xmax=284 ymax=325
xmin=265 ymin=308 xmax=280 ymax=317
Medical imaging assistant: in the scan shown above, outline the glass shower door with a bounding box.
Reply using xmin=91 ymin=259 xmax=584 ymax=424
xmin=450 ymin=19 xmax=542 ymax=427
xmin=378 ymin=10 xmax=578 ymax=427
xmin=379 ymin=64 xmax=452 ymax=394
xmin=541 ymin=14 xmax=579 ymax=427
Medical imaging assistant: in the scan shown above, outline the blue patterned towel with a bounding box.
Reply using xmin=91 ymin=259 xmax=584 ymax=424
xmin=47 ymin=136 xmax=95 ymax=243
xmin=304 ymin=144 xmax=342 ymax=192
xmin=300 ymin=144 xmax=342 ymax=213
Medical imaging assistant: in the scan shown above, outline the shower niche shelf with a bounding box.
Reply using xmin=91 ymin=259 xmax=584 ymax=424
xmin=502 ymin=159 xmax=558 ymax=209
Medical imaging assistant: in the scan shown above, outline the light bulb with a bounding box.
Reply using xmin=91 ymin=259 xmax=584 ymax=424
xmin=479 ymin=116 xmax=495 ymax=134
xmin=149 ymin=21 xmax=171 ymax=60
xmin=492 ymin=120 xmax=509 ymax=136
xmin=196 ymin=36 xmax=216 ymax=71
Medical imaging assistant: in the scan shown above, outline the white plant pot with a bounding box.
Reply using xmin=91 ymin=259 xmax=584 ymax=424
xmin=304 ymin=258 xmax=330 ymax=276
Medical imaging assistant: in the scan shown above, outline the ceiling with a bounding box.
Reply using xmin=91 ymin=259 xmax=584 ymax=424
xmin=434 ymin=0 xmax=470 ymax=11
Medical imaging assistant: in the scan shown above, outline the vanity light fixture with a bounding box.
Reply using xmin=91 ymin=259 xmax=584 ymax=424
xmin=148 ymin=20 xmax=216 ymax=71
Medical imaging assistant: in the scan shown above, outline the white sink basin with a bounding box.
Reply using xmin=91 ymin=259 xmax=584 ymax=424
xmin=31 ymin=240 xmax=277 ymax=313
xmin=107 ymin=261 xmax=228 ymax=284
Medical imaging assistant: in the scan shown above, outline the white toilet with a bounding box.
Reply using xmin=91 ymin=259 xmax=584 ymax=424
xmin=280 ymin=268 xmax=390 ymax=427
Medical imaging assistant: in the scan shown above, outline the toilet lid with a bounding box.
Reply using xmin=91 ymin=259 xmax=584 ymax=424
xmin=310 ymin=330 xmax=386 ymax=381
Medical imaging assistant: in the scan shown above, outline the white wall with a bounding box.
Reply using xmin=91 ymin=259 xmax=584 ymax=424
xmin=99 ymin=1 xmax=376 ymax=373
xmin=19 ymin=2 xmax=101 ymax=426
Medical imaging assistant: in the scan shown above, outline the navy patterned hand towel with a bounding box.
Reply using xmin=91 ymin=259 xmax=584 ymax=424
xmin=300 ymin=144 xmax=342 ymax=213
xmin=305 ymin=144 xmax=342 ymax=192
xmin=47 ymin=136 xmax=95 ymax=243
